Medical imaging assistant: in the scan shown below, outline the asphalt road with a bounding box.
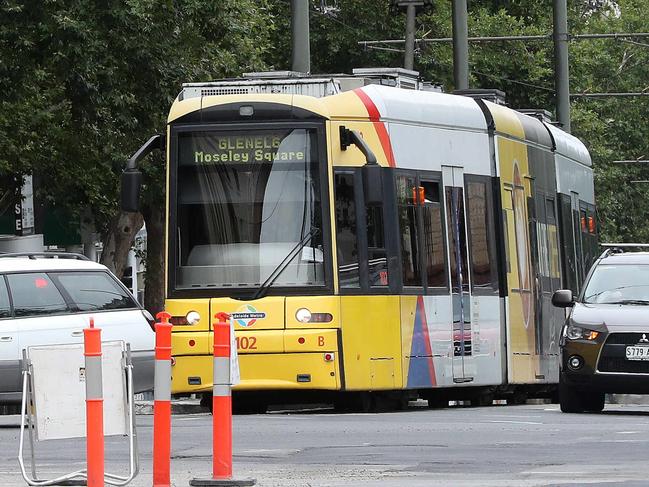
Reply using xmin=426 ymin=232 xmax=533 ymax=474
xmin=2 ymin=402 xmax=649 ymax=486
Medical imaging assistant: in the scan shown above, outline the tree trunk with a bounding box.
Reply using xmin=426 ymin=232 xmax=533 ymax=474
xmin=142 ymin=203 xmax=165 ymax=316
xmin=100 ymin=211 xmax=143 ymax=277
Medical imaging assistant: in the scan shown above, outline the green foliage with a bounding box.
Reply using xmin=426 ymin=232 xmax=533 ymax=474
xmin=2 ymin=0 xmax=649 ymax=248
xmin=0 ymin=0 xmax=274 ymax=235
xmin=569 ymin=0 xmax=649 ymax=242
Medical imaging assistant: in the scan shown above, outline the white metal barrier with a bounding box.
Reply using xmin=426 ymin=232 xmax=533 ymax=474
xmin=18 ymin=341 xmax=138 ymax=486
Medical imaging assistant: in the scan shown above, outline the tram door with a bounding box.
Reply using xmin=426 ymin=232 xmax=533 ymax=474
xmin=443 ymin=166 xmax=474 ymax=383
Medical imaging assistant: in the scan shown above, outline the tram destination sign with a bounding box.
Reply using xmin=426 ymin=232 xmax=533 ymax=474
xmin=180 ymin=130 xmax=310 ymax=165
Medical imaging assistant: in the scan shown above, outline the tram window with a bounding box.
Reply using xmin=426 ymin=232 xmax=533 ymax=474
xmin=366 ymin=205 xmax=388 ymax=287
xmin=334 ymin=173 xmax=360 ymax=288
xmin=546 ymin=198 xmax=556 ymax=224
xmin=546 ymin=198 xmax=561 ymax=280
xmin=397 ymin=175 xmax=422 ymax=288
xmin=580 ymin=209 xmax=588 ymax=233
xmin=558 ymin=195 xmax=578 ymax=293
xmin=421 ymin=180 xmax=446 ymax=289
xmin=467 ymin=180 xmax=495 ymax=291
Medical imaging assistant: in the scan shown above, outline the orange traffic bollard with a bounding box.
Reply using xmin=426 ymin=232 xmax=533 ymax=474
xmin=189 ymin=313 xmax=255 ymax=487
xmin=153 ymin=311 xmax=173 ymax=487
xmin=212 ymin=312 xmax=232 ymax=480
xmin=84 ymin=317 xmax=104 ymax=487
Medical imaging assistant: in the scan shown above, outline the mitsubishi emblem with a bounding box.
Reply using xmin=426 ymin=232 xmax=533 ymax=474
xmin=640 ymin=334 xmax=649 ymax=343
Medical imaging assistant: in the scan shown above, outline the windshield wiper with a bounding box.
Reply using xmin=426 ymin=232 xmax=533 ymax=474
xmin=608 ymin=299 xmax=649 ymax=305
xmin=250 ymin=227 xmax=320 ymax=301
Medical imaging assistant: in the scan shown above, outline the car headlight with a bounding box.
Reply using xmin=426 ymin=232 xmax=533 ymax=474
xmin=565 ymin=323 xmax=599 ymax=341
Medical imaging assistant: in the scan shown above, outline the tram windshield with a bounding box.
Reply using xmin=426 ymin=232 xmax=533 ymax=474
xmin=174 ymin=128 xmax=324 ymax=290
xmin=583 ymin=264 xmax=649 ymax=304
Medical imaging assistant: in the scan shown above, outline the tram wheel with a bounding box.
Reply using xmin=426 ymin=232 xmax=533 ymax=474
xmin=200 ymin=393 xmax=213 ymax=413
xmin=470 ymin=392 xmax=494 ymax=407
xmin=232 ymin=397 xmax=268 ymax=415
xmin=506 ymin=390 xmax=528 ymax=405
xmin=426 ymin=396 xmax=449 ymax=409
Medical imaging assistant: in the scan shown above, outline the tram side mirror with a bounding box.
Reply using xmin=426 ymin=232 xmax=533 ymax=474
xmin=362 ymin=164 xmax=384 ymax=205
xmin=552 ymin=289 xmax=574 ymax=308
xmin=121 ymin=169 xmax=143 ymax=213
xmin=120 ymin=134 xmax=165 ymax=213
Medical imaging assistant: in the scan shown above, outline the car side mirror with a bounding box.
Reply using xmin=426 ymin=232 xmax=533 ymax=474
xmin=552 ymin=289 xmax=574 ymax=308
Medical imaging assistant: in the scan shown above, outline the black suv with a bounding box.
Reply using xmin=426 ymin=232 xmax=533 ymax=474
xmin=552 ymin=248 xmax=649 ymax=413
xmin=552 ymin=245 xmax=649 ymax=413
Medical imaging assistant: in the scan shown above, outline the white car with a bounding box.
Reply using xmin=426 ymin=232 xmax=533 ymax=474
xmin=0 ymin=252 xmax=155 ymax=403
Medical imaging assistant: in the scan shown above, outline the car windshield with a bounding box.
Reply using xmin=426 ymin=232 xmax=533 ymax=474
xmin=583 ymin=264 xmax=649 ymax=304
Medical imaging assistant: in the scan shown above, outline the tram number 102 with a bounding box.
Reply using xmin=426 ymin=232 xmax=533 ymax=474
xmin=235 ymin=336 xmax=257 ymax=350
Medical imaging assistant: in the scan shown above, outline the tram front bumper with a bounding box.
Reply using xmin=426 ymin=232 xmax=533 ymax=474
xmin=171 ymin=351 xmax=341 ymax=394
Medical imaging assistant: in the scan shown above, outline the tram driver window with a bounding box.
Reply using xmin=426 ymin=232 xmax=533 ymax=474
xmin=334 ymin=173 xmax=360 ymax=288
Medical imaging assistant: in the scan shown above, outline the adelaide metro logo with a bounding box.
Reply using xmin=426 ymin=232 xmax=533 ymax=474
xmin=231 ymin=304 xmax=266 ymax=328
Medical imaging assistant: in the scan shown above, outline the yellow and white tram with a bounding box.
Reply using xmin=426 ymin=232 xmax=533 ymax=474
xmin=123 ymin=71 xmax=597 ymax=411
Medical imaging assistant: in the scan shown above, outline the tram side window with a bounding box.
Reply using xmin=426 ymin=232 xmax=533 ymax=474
xmin=421 ymin=180 xmax=447 ymax=289
xmin=334 ymin=173 xmax=360 ymax=288
xmin=367 ymin=205 xmax=388 ymax=287
xmin=396 ymin=175 xmax=422 ymax=287
xmin=580 ymin=204 xmax=598 ymax=272
xmin=546 ymin=198 xmax=561 ymax=281
xmin=558 ymin=194 xmax=578 ymax=293
xmin=466 ymin=179 xmax=496 ymax=292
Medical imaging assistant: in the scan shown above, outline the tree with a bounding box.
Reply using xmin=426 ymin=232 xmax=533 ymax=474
xmin=569 ymin=0 xmax=649 ymax=243
xmin=0 ymin=0 xmax=276 ymax=313
xmin=3 ymin=0 xmax=649 ymax=314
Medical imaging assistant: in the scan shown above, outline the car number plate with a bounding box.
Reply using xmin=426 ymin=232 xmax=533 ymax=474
xmin=626 ymin=346 xmax=649 ymax=360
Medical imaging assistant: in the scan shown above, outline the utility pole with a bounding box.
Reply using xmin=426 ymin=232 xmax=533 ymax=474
xmin=452 ymin=0 xmax=469 ymax=90
xmin=393 ymin=1 xmax=429 ymax=71
xmin=553 ymin=0 xmax=570 ymax=132
xmin=291 ymin=0 xmax=310 ymax=74
xmin=405 ymin=2 xmax=417 ymax=70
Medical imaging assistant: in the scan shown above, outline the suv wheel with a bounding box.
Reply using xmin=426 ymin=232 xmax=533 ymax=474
xmin=583 ymin=391 xmax=605 ymax=413
xmin=559 ymin=379 xmax=584 ymax=413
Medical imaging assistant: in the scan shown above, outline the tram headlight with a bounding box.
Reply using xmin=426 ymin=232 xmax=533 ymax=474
xmin=186 ymin=311 xmax=201 ymax=325
xmin=295 ymin=308 xmax=312 ymax=323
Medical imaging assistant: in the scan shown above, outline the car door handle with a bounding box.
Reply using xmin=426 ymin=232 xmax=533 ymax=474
xmin=71 ymin=331 xmax=83 ymax=337
xmin=0 ymin=336 xmax=13 ymax=342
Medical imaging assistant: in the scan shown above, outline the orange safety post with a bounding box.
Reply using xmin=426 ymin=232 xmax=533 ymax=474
xmin=189 ymin=313 xmax=255 ymax=487
xmin=84 ymin=317 xmax=104 ymax=487
xmin=212 ymin=312 xmax=232 ymax=480
xmin=153 ymin=311 xmax=173 ymax=487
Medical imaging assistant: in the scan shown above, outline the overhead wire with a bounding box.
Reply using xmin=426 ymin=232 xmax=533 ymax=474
xmin=471 ymin=70 xmax=555 ymax=93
